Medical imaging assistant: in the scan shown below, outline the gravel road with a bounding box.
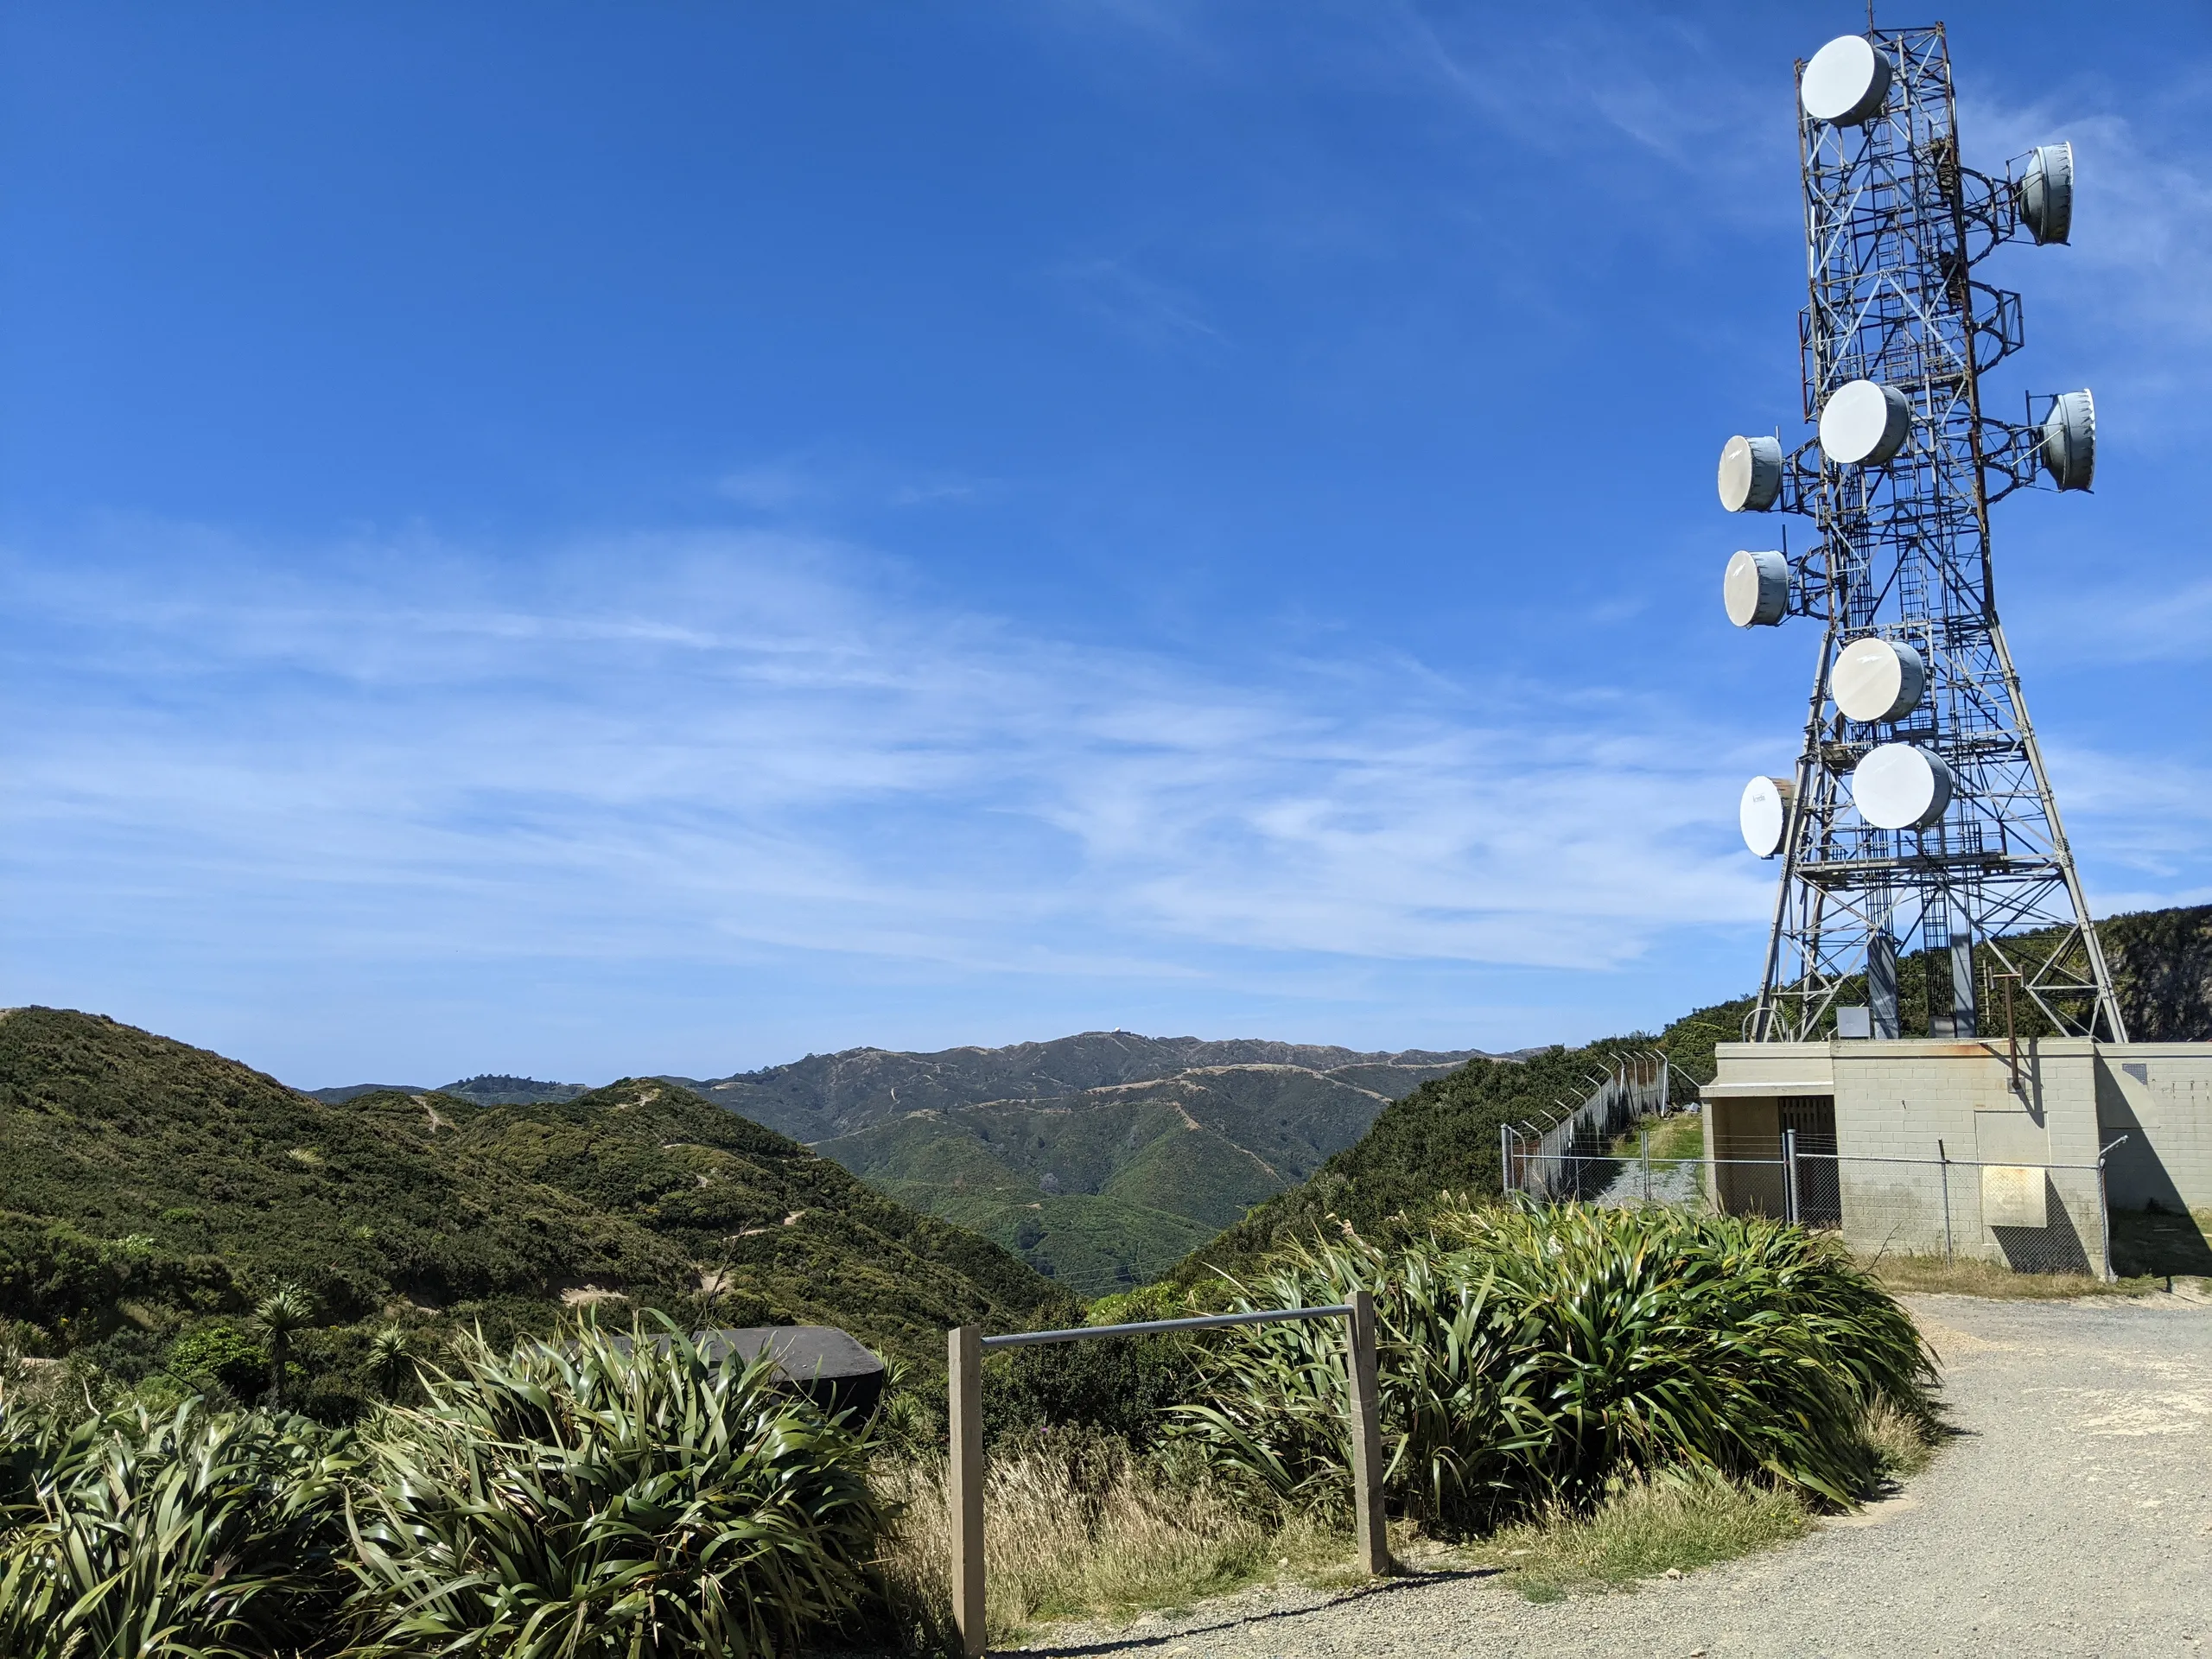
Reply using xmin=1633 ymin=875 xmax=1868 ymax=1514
xmin=1014 ymin=1291 xmax=2212 ymax=1658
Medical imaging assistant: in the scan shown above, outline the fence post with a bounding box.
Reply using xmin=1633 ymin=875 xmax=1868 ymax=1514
xmin=1499 ymin=1123 xmax=1511 ymax=1197
xmin=2096 ymin=1147 xmax=2116 ymax=1284
xmin=1642 ymin=1129 xmax=1650 ymax=1204
xmin=1346 ymin=1289 xmax=1390 ymax=1577
xmin=948 ymin=1324 xmax=985 ymax=1657
xmin=1782 ymin=1127 xmax=1800 ymax=1224
xmin=1937 ymin=1139 xmax=1954 ymax=1262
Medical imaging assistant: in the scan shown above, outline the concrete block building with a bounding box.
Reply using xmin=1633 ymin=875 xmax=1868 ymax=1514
xmin=1702 ymin=1040 xmax=2212 ymax=1276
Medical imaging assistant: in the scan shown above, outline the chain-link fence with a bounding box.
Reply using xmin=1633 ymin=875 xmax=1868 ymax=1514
xmin=1500 ymin=1055 xmax=1671 ymax=1202
xmin=1505 ymin=1142 xmax=2115 ymax=1279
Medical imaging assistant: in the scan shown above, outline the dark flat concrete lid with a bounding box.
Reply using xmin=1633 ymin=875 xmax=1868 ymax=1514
xmin=694 ymin=1325 xmax=883 ymax=1382
xmin=595 ymin=1324 xmax=887 ymax=1417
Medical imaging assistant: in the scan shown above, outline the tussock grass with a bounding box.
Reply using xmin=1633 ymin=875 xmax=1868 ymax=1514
xmin=1859 ymin=1396 xmax=1940 ymax=1480
xmin=873 ymin=1440 xmax=1324 ymax=1650
xmin=1466 ymin=1470 xmax=1810 ymax=1601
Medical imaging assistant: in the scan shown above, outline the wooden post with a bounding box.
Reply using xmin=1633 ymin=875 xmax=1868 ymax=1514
xmin=948 ymin=1324 xmax=985 ymax=1656
xmin=1345 ymin=1289 xmax=1390 ymax=1576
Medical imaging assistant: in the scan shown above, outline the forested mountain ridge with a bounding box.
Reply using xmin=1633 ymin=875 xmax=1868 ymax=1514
xmin=299 ymin=1035 xmax=1487 ymax=1296
xmin=308 ymin=1073 xmax=590 ymax=1106
xmin=817 ymin=1060 xmax=1454 ymax=1294
xmin=797 ymin=1047 xmax=1481 ymax=1294
xmin=0 ymin=1008 xmax=1064 ymax=1402
xmin=688 ymin=1030 xmax=1486 ymax=1144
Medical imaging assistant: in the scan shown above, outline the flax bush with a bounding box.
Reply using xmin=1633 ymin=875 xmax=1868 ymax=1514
xmin=0 ymin=1317 xmax=896 ymax=1659
xmin=1177 ymin=1202 xmax=1936 ymax=1528
xmin=345 ymin=1315 xmax=887 ymax=1658
xmin=0 ymin=1397 xmax=357 ymax=1659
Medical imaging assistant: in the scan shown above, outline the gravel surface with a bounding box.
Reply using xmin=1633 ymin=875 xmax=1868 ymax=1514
xmin=1014 ymin=1292 xmax=2212 ymax=1658
xmin=1593 ymin=1154 xmax=1700 ymax=1210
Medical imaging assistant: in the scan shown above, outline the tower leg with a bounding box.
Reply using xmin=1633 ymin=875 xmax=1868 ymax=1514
xmin=1950 ymin=907 xmax=1978 ymax=1039
xmin=1870 ymin=932 xmax=1900 ymax=1040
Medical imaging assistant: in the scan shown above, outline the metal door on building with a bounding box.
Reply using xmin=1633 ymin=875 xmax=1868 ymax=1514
xmin=1778 ymin=1096 xmax=1841 ymax=1228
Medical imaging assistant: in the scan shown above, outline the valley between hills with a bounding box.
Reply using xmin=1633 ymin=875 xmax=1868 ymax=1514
xmin=3 ymin=904 xmax=2205 ymax=1414
xmin=314 ymin=1034 xmax=1492 ymax=1296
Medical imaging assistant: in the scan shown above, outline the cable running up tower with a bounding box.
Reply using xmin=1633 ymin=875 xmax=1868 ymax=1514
xmin=1718 ymin=23 xmax=2124 ymax=1044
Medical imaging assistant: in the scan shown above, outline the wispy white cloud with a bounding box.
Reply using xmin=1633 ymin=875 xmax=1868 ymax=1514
xmin=1 ymin=524 xmax=1781 ymax=990
xmin=719 ymin=453 xmax=1004 ymax=517
xmin=1052 ymin=256 xmax=1230 ymax=349
xmin=2012 ymin=575 xmax=2212 ymax=665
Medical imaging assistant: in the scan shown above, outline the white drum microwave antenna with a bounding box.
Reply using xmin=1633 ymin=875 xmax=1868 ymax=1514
xmin=1801 ymin=35 xmax=1891 ymax=125
xmin=1851 ymin=744 xmax=1954 ymax=830
xmin=1718 ymin=435 xmax=1784 ymax=512
xmin=2021 ymin=143 xmax=2074 ymax=245
xmin=1723 ymin=549 xmax=1789 ymax=627
xmin=1831 ymin=636 xmax=1925 ymax=724
xmin=2040 ymin=389 xmax=2095 ymax=491
xmin=1740 ymin=775 xmax=1795 ymax=858
xmin=1819 ymin=379 xmax=1912 ymax=467
xmin=1711 ymin=20 xmax=2125 ymax=1045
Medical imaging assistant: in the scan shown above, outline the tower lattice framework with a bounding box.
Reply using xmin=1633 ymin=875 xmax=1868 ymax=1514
xmin=1732 ymin=24 xmax=2125 ymax=1044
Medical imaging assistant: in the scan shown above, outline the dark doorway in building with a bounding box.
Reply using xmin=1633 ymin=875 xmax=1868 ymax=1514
xmin=1778 ymin=1095 xmax=1840 ymax=1228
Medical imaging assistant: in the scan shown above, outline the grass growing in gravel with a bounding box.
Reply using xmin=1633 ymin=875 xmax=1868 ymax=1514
xmin=1465 ymin=1470 xmax=1811 ymax=1601
xmin=1859 ymin=1397 xmax=1940 ymax=1480
xmin=1868 ymin=1255 xmax=2152 ymax=1300
xmin=1455 ymin=1399 xmax=1939 ymax=1603
xmin=1609 ymin=1111 xmax=1705 ymax=1165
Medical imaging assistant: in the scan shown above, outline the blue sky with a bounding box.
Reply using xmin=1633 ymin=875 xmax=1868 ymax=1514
xmin=3 ymin=3 xmax=2208 ymax=1089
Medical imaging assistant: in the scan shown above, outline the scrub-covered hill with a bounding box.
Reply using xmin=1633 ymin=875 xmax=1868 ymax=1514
xmin=307 ymin=1073 xmax=591 ymax=1105
xmin=1171 ymin=1039 xmax=1656 ymax=1286
xmin=689 ymin=1031 xmax=1484 ymax=1143
xmin=808 ymin=1052 xmax=1479 ymax=1294
xmin=311 ymin=1035 xmax=1491 ymax=1296
xmin=0 ymin=1007 xmax=1064 ymax=1395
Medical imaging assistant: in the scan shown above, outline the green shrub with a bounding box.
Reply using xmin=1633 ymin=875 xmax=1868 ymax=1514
xmin=345 ymin=1313 xmax=887 ymax=1657
xmin=982 ymin=1332 xmax=1201 ymax=1450
xmin=165 ymin=1319 xmax=267 ymax=1400
xmin=0 ymin=1399 xmax=356 ymax=1659
xmin=1177 ymin=1202 xmax=1935 ymax=1528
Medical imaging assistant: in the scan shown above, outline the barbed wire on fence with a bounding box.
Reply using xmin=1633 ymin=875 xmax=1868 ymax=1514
xmin=1499 ymin=1052 xmax=1670 ymax=1204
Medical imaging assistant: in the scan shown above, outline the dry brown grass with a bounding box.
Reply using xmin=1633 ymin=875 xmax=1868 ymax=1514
xmin=871 ymin=1440 xmax=1339 ymax=1650
xmin=1867 ymin=1253 xmax=2147 ymax=1300
xmin=1859 ymin=1396 xmax=1939 ymax=1479
xmin=868 ymin=1408 xmax=1938 ymax=1643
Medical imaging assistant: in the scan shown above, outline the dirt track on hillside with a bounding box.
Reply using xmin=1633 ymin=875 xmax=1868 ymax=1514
xmin=1014 ymin=1292 xmax=2212 ymax=1658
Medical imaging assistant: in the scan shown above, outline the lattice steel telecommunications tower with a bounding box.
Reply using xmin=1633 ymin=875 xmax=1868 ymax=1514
xmin=1718 ymin=23 xmax=2125 ymax=1045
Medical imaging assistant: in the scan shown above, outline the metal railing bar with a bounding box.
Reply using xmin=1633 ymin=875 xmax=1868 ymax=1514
xmin=1515 ymin=1151 xmax=2109 ymax=1174
xmin=980 ymin=1304 xmax=1355 ymax=1351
